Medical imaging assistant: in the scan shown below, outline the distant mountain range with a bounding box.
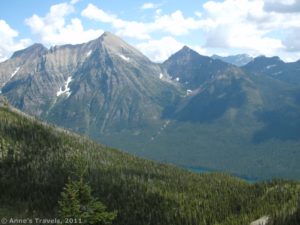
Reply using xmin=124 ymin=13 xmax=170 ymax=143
xmin=212 ymin=54 xmax=253 ymax=66
xmin=0 ymin=32 xmax=300 ymax=180
xmin=242 ymin=55 xmax=300 ymax=84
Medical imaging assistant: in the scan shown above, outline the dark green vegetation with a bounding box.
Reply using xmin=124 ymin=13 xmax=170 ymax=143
xmin=1 ymin=33 xmax=300 ymax=180
xmin=59 ymin=176 xmax=116 ymax=224
xmin=267 ymin=202 xmax=300 ymax=225
xmin=0 ymin=105 xmax=300 ymax=225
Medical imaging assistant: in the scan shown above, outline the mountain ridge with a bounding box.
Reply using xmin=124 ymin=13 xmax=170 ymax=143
xmin=1 ymin=32 xmax=300 ymax=180
xmin=212 ymin=54 xmax=254 ymax=66
xmin=242 ymin=55 xmax=300 ymax=84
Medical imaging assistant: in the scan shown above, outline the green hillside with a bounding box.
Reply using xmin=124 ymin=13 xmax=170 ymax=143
xmin=0 ymin=104 xmax=299 ymax=225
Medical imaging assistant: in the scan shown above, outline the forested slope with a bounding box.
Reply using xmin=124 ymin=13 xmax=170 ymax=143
xmin=0 ymin=104 xmax=299 ymax=225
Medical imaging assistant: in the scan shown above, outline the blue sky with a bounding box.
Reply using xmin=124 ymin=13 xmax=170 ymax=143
xmin=1 ymin=0 xmax=300 ymax=62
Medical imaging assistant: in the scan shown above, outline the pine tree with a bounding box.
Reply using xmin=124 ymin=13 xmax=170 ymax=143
xmin=58 ymin=178 xmax=117 ymax=225
xmin=58 ymin=181 xmax=81 ymax=218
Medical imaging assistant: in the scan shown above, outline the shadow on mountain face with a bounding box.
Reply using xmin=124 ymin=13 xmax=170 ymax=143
xmin=252 ymin=108 xmax=300 ymax=143
xmin=164 ymin=79 xmax=247 ymax=123
xmin=293 ymin=90 xmax=300 ymax=105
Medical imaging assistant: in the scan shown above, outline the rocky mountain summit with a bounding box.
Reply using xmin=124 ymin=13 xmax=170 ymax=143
xmin=0 ymin=32 xmax=179 ymax=134
xmin=1 ymin=32 xmax=300 ymax=180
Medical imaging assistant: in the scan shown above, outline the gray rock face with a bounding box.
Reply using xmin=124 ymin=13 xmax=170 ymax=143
xmin=0 ymin=32 xmax=179 ymax=134
xmin=163 ymin=46 xmax=232 ymax=90
xmin=1 ymin=32 xmax=300 ymax=180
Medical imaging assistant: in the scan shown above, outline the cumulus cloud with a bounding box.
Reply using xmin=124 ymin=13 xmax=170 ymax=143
xmin=18 ymin=0 xmax=300 ymax=62
xmin=141 ymin=2 xmax=160 ymax=10
xmin=0 ymin=20 xmax=31 ymax=62
xmin=284 ymin=28 xmax=300 ymax=52
xmin=136 ymin=36 xmax=207 ymax=62
xmin=151 ymin=10 xmax=201 ymax=36
xmin=25 ymin=2 xmax=103 ymax=46
xmin=81 ymin=4 xmax=203 ymax=39
xmin=70 ymin=0 xmax=81 ymax=4
xmin=264 ymin=0 xmax=300 ymax=13
xmin=81 ymin=4 xmax=151 ymax=39
xmin=197 ymin=0 xmax=300 ymax=57
xmin=136 ymin=36 xmax=184 ymax=61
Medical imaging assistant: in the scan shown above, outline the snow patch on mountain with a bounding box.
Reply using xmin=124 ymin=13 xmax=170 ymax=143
xmin=11 ymin=67 xmax=20 ymax=78
xmin=186 ymin=89 xmax=193 ymax=96
xmin=118 ymin=54 xmax=130 ymax=61
xmin=266 ymin=64 xmax=276 ymax=69
xmin=86 ymin=50 xmax=92 ymax=57
xmin=56 ymin=76 xmax=72 ymax=97
xmin=273 ymin=71 xmax=282 ymax=76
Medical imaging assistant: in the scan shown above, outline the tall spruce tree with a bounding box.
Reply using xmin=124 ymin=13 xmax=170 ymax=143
xmin=58 ymin=156 xmax=116 ymax=225
xmin=58 ymin=178 xmax=117 ymax=225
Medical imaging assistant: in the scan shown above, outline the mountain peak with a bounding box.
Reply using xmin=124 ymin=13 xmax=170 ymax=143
xmin=11 ymin=43 xmax=47 ymax=59
xmin=254 ymin=55 xmax=283 ymax=63
xmin=99 ymin=31 xmax=128 ymax=46
xmin=179 ymin=45 xmax=198 ymax=55
xmin=166 ymin=45 xmax=209 ymax=63
xmin=101 ymin=31 xmax=117 ymax=38
xmin=244 ymin=55 xmax=285 ymax=68
xmin=181 ymin=45 xmax=192 ymax=51
xmin=93 ymin=31 xmax=149 ymax=61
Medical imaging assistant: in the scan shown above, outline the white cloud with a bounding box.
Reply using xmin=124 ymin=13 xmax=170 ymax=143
xmin=284 ymin=28 xmax=300 ymax=52
xmin=197 ymin=0 xmax=300 ymax=58
xmin=150 ymin=10 xmax=201 ymax=36
xmin=141 ymin=2 xmax=159 ymax=10
xmin=80 ymin=1 xmax=300 ymax=60
xmin=136 ymin=36 xmax=184 ymax=62
xmin=81 ymin=4 xmax=151 ymax=39
xmin=15 ymin=0 xmax=300 ymax=62
xmin=25 ymin=2 xmax=103 ymax=46
xmin=70 ymin=0 xmax=81 ymax=4
xmin=136 ymin=36 xmax=207 ymax=62
xmin=81 ymin=4 xmax=203 ymax=39
xmin=81 ymin=3 xmax=116 ymax=23
xmin=0 ymin=20 xmax=31 ymax=62
xmin=195 ymin=11 xmax=202 ymax=18
xmin=264 ymin=0 xmax=300 ymax=13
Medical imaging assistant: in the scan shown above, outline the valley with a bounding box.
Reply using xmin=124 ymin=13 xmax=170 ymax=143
xmin=0 ymin=104 xmax=299 ymax=225
xmin=0 ymin=32 xmax=300 ymax=180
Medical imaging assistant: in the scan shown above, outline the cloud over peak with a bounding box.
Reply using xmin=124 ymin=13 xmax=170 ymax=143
xmin=0 ymin=20 xmax=31 ymax=62
xmin=25 ymin=2 xmax=103 ymax=46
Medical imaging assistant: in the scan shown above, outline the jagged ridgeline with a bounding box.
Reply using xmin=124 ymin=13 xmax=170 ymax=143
xmin=1 ymin=32 xmax=300 ymax=180
xmin=0 ymin=105 xmax=299 ymax=225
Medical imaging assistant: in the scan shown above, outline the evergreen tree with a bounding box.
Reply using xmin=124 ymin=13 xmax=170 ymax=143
xmin=58 ymin=178 xmax=117 ymax=225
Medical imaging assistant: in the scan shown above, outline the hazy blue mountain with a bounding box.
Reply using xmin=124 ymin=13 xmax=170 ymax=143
xmin=212 ymin=54 xmax=253 ymax=66
xmin=243 ymin=55 xmax=300 ymax=84
xmin=163 ymin=46 xmax=231 ymax=89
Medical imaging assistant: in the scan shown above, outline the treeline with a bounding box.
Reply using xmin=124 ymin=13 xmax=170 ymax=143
xmin=0 ymin=105 xmax=299 ymax=225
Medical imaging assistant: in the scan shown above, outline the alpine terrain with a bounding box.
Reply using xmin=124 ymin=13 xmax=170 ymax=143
xmin=0 ymin=32 xmax=299 ymax=180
